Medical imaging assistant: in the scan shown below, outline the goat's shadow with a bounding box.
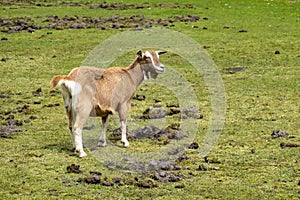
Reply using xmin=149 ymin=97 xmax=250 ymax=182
xmin=42 ymin=142 xmax=78 ymax=157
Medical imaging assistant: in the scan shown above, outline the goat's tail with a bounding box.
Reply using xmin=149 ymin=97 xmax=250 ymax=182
xmin=50 ymin=75 xmax=67 ymax=88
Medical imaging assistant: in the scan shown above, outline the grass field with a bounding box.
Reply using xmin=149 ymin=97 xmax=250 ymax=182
xmin=0 ymin=0 xmax=299 ymax=199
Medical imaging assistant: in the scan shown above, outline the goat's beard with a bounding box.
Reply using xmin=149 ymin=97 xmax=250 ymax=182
xmin=144 ymin=71 xmax=158 ymax=79
xmin=150 ymin=71 xmax=158 ymax=79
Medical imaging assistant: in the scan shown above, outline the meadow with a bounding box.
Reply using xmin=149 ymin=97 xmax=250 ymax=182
xmin=0 ymin=0 xmax=299 ymax=199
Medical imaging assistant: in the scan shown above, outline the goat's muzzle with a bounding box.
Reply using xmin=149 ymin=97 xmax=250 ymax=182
xmin=156 ymin=65 xmax=165 ymax=73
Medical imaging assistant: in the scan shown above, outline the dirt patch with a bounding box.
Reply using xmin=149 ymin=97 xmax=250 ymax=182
xmin=280 ymin=142 xmax=300 ymax=148
xmin=271 ymin=130 xmax=289 ymax=139
xmin=0 ymin=113 xmax=24 ymax=138
xmin=74 ymin=163 xmax=182 ymax=188
xmin=0 ymin=125 xmax=23 ymax=138
xmin=4 ymin=115 xmax=23 ymax=126
xmin=142 ymin=107 xmax=167 ymax=119
xmin=109 ymin=124 xmax=184 ymax=143
xmin=197 ymin=164 xmax=208 ymax=171
xmin=225 ymin=67 xmax=245 ymax=74
xmin=131 ymin=125 xmax=161 ymax=139
xmin=133 ymin=94 xmax=146 ymax=101
xmin=188 ymin=142 xmax=199 ymax=149
xmin=0 ymin=1 xmax=197 ymax=10
xmin=151 ymin=171 xmax=181 ymax=182
xmin=1 ymin=14 xmax=200 ymax=33
xmin=66 ymin=164 xmax=82 ymax=174
xmin=137 ymin=105 xmax=203 ymax=120
xmin=77 ymin=171 xmax=102 ymax=185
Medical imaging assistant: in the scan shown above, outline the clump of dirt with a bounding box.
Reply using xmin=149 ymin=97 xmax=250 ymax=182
xmin=77 ymin=171 xmax=102 ymax=184
xmin=280 ymin=142 xmax=300 ymax=148
xmin=151 ymin=171 xmax=181 ymax=182
xmin=154 ymin=126 xmax=182 ymax=141
xmin=110 ymin=124 xmax=184 ymax=142
xmin=103 ymin=155 xmax=183 ymax=174
xmin=42 ymin=103 xmax=60 ymax=108
xmin=143 ymin=107 xmax=167 ymax=119
xmin=32 ymin=87 xmax=42 ymax=96
xmin=138 ymin=105 xmax=203 ymax=120
xmin=197 ymin=164 xmax=208 ymax=171
xmin=66 ymin=164 xmax=82 ymax=174
xmin=225 ymin=67 xmax=245 ymax=74
xmin=133 ymin=94 xmax=146 ymax=101
xmin=188 ymin=142 xmax=199 ymax=149
xmin=149 ymin=159 xmax=181 ymax=171
xmin=0 ymin=113 xmax=24 ymax=138
xmin=274 ymin=50 xmax=280 ymax=55
xmin=176 ymin=155 xmax=190 ymax=162
xmin=0 ymin=125 xmax=22 ymax=138
xmin=131 ymin=125 xmax=161 ymax=139
xmin=136 ymin=177 xmax=158 ymax=188
xmin=271 ymin=130 xmax=289 ymax=139
xmin=5 ymin=115 xmax=23 ymax=126
xmin=181 ymin=107 xmax=203 ymax=119
xmin=74 ymin=165 xmax=182 ymax=188
xmin=0 ymin=16 xmax=39 ymax=33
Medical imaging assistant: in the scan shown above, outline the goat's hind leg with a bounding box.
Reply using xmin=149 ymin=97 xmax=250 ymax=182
xmin=73 ymin=104 xmax=92 ymax=158
xmin=62 ymin=87 xmax=75 ymax=151
xmin=98 ymin=116 xmax=108 ymax=147
xmin=66 ymin=108 xmax=76 ymax=151
xmin=119 ymin=104 xmax=130 ymax=147
xmin=73 ymin=116 xmax=88 ymax=158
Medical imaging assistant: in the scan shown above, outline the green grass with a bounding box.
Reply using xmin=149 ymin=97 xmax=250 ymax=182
xmin=0 ymin=0 xmax=299 ymax=199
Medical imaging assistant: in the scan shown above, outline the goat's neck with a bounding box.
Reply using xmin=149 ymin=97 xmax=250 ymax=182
xmin=126 ymin=58 xmax=145 ymax=88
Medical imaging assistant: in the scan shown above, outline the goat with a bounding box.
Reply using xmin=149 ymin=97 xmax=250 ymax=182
xmin=50 ymin=50 xmax=167 ymax=157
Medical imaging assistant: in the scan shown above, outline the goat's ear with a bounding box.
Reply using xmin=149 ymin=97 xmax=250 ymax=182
xmin=137 ymin=50 xmax=143 ymax=58
xmin=157 ymin=50 xmax=167 ymax=55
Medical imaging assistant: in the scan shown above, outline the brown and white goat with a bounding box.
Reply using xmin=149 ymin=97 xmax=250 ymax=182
xmin=50 ymin=50 xmax=166 ymax=157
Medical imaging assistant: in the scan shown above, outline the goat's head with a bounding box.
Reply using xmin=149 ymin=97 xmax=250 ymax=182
xmin=137 ymin=50 xmax=167 ymax=79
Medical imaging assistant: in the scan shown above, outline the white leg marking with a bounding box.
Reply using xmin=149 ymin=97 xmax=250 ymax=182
xmin=121 ymin=121 xmax=129 ymax=147
xmin=70 ymin=130 xmax=75 ymax=149
xmin=74 ymin=127 xmax=87 ymax=158
xmin=98 ymin=130 xmax=107 ymax=147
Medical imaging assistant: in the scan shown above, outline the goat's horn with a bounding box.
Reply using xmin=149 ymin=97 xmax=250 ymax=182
xmin=137 ymin=50 xmax=143 ymax=57
xmin=157 ymin=50 xmax=167 ymax=55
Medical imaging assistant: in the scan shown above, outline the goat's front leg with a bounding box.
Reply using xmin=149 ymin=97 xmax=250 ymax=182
xmin=121 ymin=120 xmax=129 ymax=147
xmin=119 ymin=103 xmax=130 ymax=147
xmin=98 ymin=116 xmax=108 ymax=147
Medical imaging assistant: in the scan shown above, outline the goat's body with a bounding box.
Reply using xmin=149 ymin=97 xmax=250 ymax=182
xmin=51 ymin=50 xmax=166 ymax=157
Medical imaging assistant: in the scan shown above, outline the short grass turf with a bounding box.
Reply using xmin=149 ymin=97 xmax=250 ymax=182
xmin=0 ymin=0 xmax=299 ymax=199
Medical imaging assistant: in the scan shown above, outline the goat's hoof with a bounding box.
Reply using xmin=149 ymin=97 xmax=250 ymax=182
xmin=122 ymin=141 xmax=130 ymax=148
xmin=79 ymin=152 xmax=87 ymax=158
xmin=97 ymin=140 xmax=107 ymax=147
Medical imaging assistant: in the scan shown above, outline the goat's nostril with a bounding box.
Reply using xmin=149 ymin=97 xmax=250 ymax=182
xmin=155 ymin=65 xmax=165 ymax=73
